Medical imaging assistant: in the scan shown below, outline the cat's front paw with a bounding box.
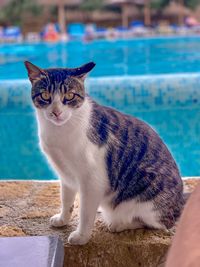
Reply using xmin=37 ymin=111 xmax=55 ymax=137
xmin=50 ymin=213 xmax=68 ymax=227
xmin=68 ymin=230 xmax=90 ymax=245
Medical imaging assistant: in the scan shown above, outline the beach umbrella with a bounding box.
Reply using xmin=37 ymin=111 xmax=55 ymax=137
xmin=90 ymin=10 xmax=121 ymax=22
xmin=105 ymin=0 xmax=138 ymax=27
xmin=39 ymin=0 xmax=82 ymax=33
xmin=134 ymin=0 xmax=151 ymax=26
xmin=106 ymin=0 xmax=151 ymax=27
xmin=163 ymin=1 xmax=192 ymax=25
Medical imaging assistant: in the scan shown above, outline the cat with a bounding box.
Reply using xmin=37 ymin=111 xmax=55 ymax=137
xmin=25 ymin=61 xmax=184 ymax=245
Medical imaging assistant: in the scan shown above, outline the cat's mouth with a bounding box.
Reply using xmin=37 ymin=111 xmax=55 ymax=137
xmin=53 ymin=117 xmax=65 ymax=125
xmin=52 ymin=115 xmax=71 ymax=126
xmin=45 ymin=112 xmax=72 ymax=126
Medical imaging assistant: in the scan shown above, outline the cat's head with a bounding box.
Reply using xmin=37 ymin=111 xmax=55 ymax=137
xmin=24 ymin=61 xmax=95 ymax=126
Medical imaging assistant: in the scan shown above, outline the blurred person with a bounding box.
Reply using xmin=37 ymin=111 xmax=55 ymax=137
xmin=185 ymin=16 xmax=200 ymax=27
xmin=84 ymin=24 xmax=96 ymax=42
xmin=43 ymin=23 xmax=60 ymax=42
xmin=166 ymin=182 xmax=200 ymax=267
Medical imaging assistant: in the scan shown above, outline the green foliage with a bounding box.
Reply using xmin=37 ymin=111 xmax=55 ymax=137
xmin=80 ymin=0 xmax=104 ymax=11
xmin=0 ymin=0 xmax=42 ymax=25
xmin=0 ymin=0 xmax=199 ymax=26
xmin=80 ymin=0 xmax=199 ymax=11
xmin=151 ymin=0 xmax=199 ymax=10
xmin=185 ymin=0 xmax=199 ymax=9
xmin=151 ymin=0 xmax=169 ymax=9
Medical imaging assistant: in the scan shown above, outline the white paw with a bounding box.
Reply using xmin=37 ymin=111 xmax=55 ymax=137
xmin=68 ymin=230 xmax=90 ymax=245
xmin=50 ymin=213 xmax=68 ymax=227
xmin=108 ymin=223 xmax=124 ymax=233
xmin=108 ymin=221 xmax=143 ymax=232
xmin=97 ymin=207 xmax=103 ymax=213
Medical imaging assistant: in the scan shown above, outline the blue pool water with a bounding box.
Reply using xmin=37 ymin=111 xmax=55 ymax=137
xmin=1 ymin=36 xmax=200 ymax=79
xmin=0 ymin=74 xmax=200 ymax=179
xmin=0 ymin=37 xmax=200 ymax=179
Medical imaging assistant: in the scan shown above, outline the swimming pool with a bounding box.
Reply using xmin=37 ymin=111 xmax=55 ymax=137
xmin=0 ymin=37 xmax=200 ymax=179
xmin=0 ymin=73 xmax=200 ymax=179
xmin=1 ymin=36 xmax=200 ymax=79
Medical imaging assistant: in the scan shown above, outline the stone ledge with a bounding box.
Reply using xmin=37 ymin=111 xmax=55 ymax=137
xmin=0 ymin=179 xmax=199 ymax=267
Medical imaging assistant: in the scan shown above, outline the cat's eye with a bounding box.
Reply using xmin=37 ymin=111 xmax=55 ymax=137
xmin=65 ymin=92 xmax=75 ymax=101
xmin=41 ymin=91 xmax=50 ymax=101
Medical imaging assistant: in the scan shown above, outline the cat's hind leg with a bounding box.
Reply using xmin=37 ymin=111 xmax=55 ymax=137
xmin=100 ymin=201 xmax=142 ymax=233
xmin=108 ymin=219 xmax=144 ymax=233
xmin=138 ymin=207 xmax=166 ymax=230
xmin=102 ymin=199 xmax=165 ymax=233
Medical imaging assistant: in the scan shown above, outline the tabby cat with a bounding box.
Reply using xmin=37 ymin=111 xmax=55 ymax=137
xmin=25 ymin=61 xmax=184 ymax=245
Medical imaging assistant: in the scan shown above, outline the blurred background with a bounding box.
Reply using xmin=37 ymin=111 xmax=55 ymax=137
xmin=0 ymin=0 xmax=200 ymax=180
xmin=0 ymin=0 xmax=200 ymax=43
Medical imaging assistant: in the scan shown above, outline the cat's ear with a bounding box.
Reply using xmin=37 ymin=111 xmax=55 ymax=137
xmin=71 ymin=62 xmax=96 ymax=81
xmin=24 ymin=61 xmax=46 ymax=83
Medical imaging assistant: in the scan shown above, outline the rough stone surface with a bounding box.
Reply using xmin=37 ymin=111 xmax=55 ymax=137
xmin=0 ymin=179 xmax=199 ymax=267
xmin=0 ymin=225 xmax=26 ymax=237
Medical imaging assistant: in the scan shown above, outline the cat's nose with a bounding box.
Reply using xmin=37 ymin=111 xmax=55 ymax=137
xmin=52 ymin=110 xmax=62 ymax=118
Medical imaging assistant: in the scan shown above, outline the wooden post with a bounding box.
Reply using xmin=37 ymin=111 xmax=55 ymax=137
xmin=178 ymin=0 xmax=184 ymax=26
xmin=58 ymin=0 xmax=66 ymax=34
xmin=122 ymin=3 xmax=129 ymax=28
xmin=144 ymin=0 xmax=151 ymax=26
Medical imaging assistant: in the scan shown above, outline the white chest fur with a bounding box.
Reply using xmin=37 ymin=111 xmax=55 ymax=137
xmin=35 ymin=97 xmax=163 ymax=246
xmin=36 ymin=99 xmax=108 ymax=191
